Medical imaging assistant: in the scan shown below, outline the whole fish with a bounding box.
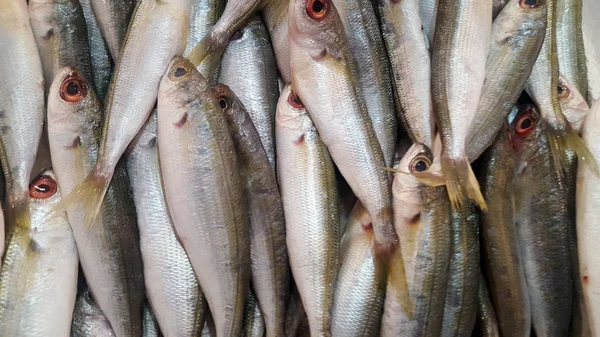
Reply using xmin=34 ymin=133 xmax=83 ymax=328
xmin=57 ymin=0 xmax=191 ymax=230
xmin=431 ymin=0 xmax=492 ymax=209
xmin=90 ymin=0 xmax=137 ymax=61
xmin=276 ymin=85 xmax=340 ymax=337
xmin=331 ymin=202 xmax=385 ymax=337
xmin=465 ymin=0 xmax=547 ymax=162
xmin=0 ymin=170 xmax=78 ymax=336
xmin=0 ymin=0 xmax=45 ymax=263
xmin=477 ymin=273 xmax=500 ymax=337
xmin=577 ymin=100 xmax=600 ymax=336
xmin=79 ymin=0 xmax=112 ymax=100
xmin=559 ymin=74 xmax=589 ymax=134
xmin=418 ymin=0 xmax=437 ymax=46
xmin=216 ymin=82 xmax=289 ymax=337
xmin=157 ymin=57 xmax=250 ymax=337
xmin=524 ymin=0 xmax=594 ymax=173
xmin=492 ymin=0 xmax=509 ymax=19
xmin=71 ymin=287 xmax=116 ymax=337
xmin=47 ymin=67 xmax=145 ymax=337
xmin=479 ymin=122 xmax=531 ymax=337
xmin=220 ymin=16 xmax=280 ymax=171
xmin=127 ymin=110 xmax=206 ymax=336
xmin=381 ymin=143 xmax=451 ymax=337
xmin=185 ymin=0 xmax=225 ymax=79
xmin=242 ymin=291 xmax=266 ymax=337
xmin=441 ymin=204 xmax=479 ymax=337
xmin=510 ymin=103 xmax=573 ymax=337
xmin=288 ymin=0 xmax=397 ymax=258
xmin=377 ymin=0 xmax=434 ymax=149
xmin=333 ymin=0 xmax=397 ymax=165
xmin=262 ymin=7 xmax=291 ymax=83
xmin=29 ymin=0 xmax=94 ymax=94
xmin=556 ymin=0 xmax=587 ymax=103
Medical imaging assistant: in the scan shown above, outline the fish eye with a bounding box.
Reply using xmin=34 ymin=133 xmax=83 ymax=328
xmin=409 ymin=156 xmax=431 ymax=173
xmin=306 ymin=0 xmax=328 ymax=21
xmin=60 ymin=74 xmax=87 ymax=103
xmin=519 ymin=0 xmax=543 ymax=8
xmin=29 ymin=175 xmax=58 ymax=200
xmin=218 ymin=96 xmax=229 ymax=110
xmin=169 ymin=64 xmax=190 ymax=80
xmin=288 ymin=91 xmax=305 ymax=108
xmin=557 ymin=82 xmax=570 ymax=99
xmin=515 ymin=110 xmax=537 ymax=136
xmin=174 ymin=67 xmax=186 ymax=77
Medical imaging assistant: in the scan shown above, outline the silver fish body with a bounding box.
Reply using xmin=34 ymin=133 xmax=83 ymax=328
xmin=242 ymin=291 xmax=266 ymax=337
xmin=419 ymin=0 xmax=437 ymax=45
xmin=71 ymin=287 xmax=116 ymax=337
xmin=143 ymin=305 xmax=163 ymax=337
xmin=477 ymin=273 xmax=500 ymax=337
xmin=157 ymin=57 xmax=250 ymax=337
xmin=90 ymin=0 xmax=137 ymax=60
xmin=262 ymin=7 xmax=291 ymax=84
xmin=127 ymin=110 xmax=206 ymax=337
xmin=556 ymin=0 xmax=587 ymax=103
xmin=185 ymin=0 xmax=224 ymax=78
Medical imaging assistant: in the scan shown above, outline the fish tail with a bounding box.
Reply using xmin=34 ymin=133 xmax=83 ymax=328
xmin=546 ymin=125 xmax=599 ymax=176
xmin=440 ymin=155 xmax=487 ymax=212
xmin=186 ymin=33 xmax=226 ymax=74
xmin=45 ymin=168 xmax=110 ymax=228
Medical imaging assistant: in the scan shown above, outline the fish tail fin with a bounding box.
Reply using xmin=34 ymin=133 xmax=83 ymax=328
xmin=440 ymin=155 xmax=487 ymax=212
xmin=186 ymin=33 xmax=226 ymax=74
xmin=546 ymin=125 xmax=599 ymax=176
xmin=374 ymin=242 xmax=413 ymax=319
xmin=45 ymin=168 xmax=110 ymax=228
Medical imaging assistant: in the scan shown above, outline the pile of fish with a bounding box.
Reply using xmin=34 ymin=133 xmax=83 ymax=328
xmin=1 ymin=0 xmax=600 ymax=335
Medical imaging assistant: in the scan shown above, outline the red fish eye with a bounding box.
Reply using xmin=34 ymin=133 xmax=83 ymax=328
xmin=519 ymin=0 xmax=544 ymax=8
xmin=306 ymin=0 xmax=329 ymax=21
xmin=29 ymin=175 xmax=58 ymax=200
xmin=288 ymin=91 xmax=305 ymax=109
xmin=515 ymin=112 xmax=537 ymax=136
xmin=60 ymin=73 xmax=87 ymax=103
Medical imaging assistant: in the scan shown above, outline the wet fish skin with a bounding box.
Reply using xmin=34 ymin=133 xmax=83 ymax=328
xmin=419 ymin=0 xmax=437 ymax=46
xmin=378 ymin=0 xmax=434 ymax=149
xmin=556 ymin=0 xmax=587 ymax=103
xmin=334 ymin=0 xmax=397 ymax=166
xmin=559 ymin=74 xmax=589 ymax=134
xmin=216 ymin=82 xmax=288 ymax=337
xmin=511 ymin=103 xmax=573 ymax=337
xmin=431 ymin=0 xmax=491 ymax=210
xmin=477 ymin=273 xmax=500 ymax=337
xmin=0 ymin=0 xmax=45 ymax=263
xmin=331 ymin=202 xmax=385 ymax=337
xmin=262 ymin=7 xmax=291 ymax=84
xmin=220 ymin=16 xmax=280 ymax=171
xmin=492 ymin=0 xmax=509 ymax=19
xmin=143 ymin=305 xmax=163 ymax=337
xmin=0 ymin=170 xmax=78 ymax=337
xmin=127 ymin=110 xmax=206 ymax=337
xmin=276 ymin=85 xmax=340 ymax=337
xmin=288 ymin=0 xmax=396 ymax=258
xmin=71 ymin=288 xmax=116 ymax=337
xmin=242 ymin=291 xmax=266 ymax=337
xmin=29 ymin=0 xmax=94 ymax=94
xmin=441 ymin=203 xmax=479 ymax=337
xmin=185 ymin=0 xmax=225 ymax=79
xmin=465 ymin=0 xmax=547 ymax=162
xmin=157 ymin=56 xmax=250 ymax=337
xmin=381 ymin=143 xmax=452 ymax=337
xmin=47 ymin=67 xmax=145 ymax=337
xmin=479 ymin=122 xmax=531 ymax=337
xmin=90 ymin=0 xmax=137 ymax=61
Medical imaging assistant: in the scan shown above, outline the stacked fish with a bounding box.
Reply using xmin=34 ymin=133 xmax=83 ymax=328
xmin=1 ymin=0 xmax=600 ymax=336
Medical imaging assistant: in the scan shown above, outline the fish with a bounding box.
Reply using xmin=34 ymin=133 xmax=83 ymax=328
xmin=242 ymin=291 xmax=266 ymax=337
xmin=582 ymin=0 xmax=600 ymax=103
xmin=418 ymin=0 xmax=437 ymax=46
xmin=79 ymin=0 xmax=113 ymax=100
xmin=55 ymin=0 xmax=191 ymax=230
xmin=431 ymin=0 xmax=491 ymax=210
xmin=276 ymin=85 xmax=340 ymax=336
xmin=492 ymin=0 xmax=509 ymax=19
xmin=559 ymin=74 xmax=590 ymax=134
xmin=285 ymin=285 xmax=306 ymax=337
xmin=381 ymin=143 xmax=452 ymax=337
xmin=441 ymin=204 xmax=479 ymax=337
xmin=331 ymin=202 xmax=385 ymax=337
xmin=185 ymin=0 xmax=225 ymax=79
xmin=465 ymin=0 xmax=547 ymax=162
xmin=71 ymin=287 xmax=116 ymax=337
xmin=377 ymin=0 xmax=434 ymax=149
xmin=29 ymin=0 xmax=94 ymax=94
xmin=510 ymin=103 xmax=573 ymax=336
xmin=556 ymin=0 xmax=587 ymax=103
xmin=220 ymin=16 xmax=280 ymax=171
xmin=127 ymin=110 xmax=207 ymax=336
xmin=334 ymin=0 xmax=397 ymax=166
xmin=47 ymin=67 xmax=145 ymax=337
xmin=90 ymin=0 xmax=137 ymax=61
xmin=476 ymin=273 xmax=500 ymax=337
xmin=157 ymin=56 xmax=250 ymax=337
xmin=288 ymin=0 xmax=397 ymax=259
xmin=479 ymin=123 xmax=531 ymax=337
xmin=524 ymin=0 xmax=595 ymax=174
xmin=143 ymin=305 xmax=162 ymax=337
xmin=0 ymin=0 xmax=45 ymax=264
xmin=216 ymin=82 xmax=289 ymax=337
xmin=0 ymin=170 xmax=78 ymax=336
xmin=577 ymin=100 xmax=600 ymax=336
xmin=262 ymin=5 xmax=292 ymax=84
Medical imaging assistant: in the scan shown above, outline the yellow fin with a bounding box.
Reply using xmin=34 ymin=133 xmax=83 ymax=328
xmin=440 ymin=155 xmax=487 ymax=212
xmin=375 ymin=243 xmax=413 ymax=319
xmin=546 ymin=125 xmax=600 ymax=177
xmin=185 ymin=34 xmax=226 ymax=75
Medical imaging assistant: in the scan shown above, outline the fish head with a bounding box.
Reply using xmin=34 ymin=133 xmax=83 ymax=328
xmin=213 ymin=83 xmax=250 ymax=134
xmin=276 ymin=85 xmax=313 ymax=132
xmin=558 ymin=74 xmax=589 ymax=134
xmin=47 ymin=66 xmax=101 ymax=148
xmin=508 ymin=103 xmax=543 ymax=168
xmin=128 ymin=110 xmax=158 ymax=156
xmin=29 ymin=169 xmax=65 ymax=231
